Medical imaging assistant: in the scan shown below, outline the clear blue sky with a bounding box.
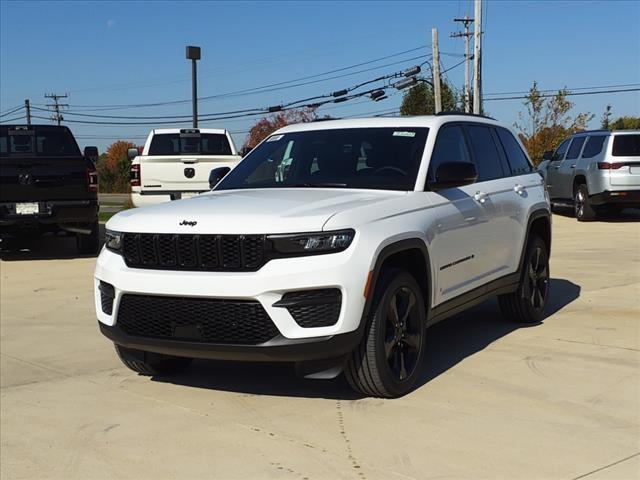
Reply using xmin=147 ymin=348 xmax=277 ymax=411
xmin=1 ymin=0 xmax=639 ymax=151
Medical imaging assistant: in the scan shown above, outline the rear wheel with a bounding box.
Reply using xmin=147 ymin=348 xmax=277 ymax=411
xmin=574 ymin=183 xmax=597 ymax=222
xmin=77 ymin=220 xmax=100 ymax=254
xmin=115 ymin=345 xmax=193 ymax=376
xmin=345 ymin=269 xmax=426 ymax=398
xmin=499 ymin=236 xmax=550 ymax=324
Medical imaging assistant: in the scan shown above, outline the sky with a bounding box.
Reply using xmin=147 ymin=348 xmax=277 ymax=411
xmin=1 ymin=0 xmax=639 ymax=151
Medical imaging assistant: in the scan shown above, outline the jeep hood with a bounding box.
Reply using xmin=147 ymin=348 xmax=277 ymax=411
xmin=107 ymin=188 xmax=404 ymax=234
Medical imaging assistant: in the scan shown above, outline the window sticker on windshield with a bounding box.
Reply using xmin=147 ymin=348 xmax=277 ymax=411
xmin=393 ymin=131 xmax=416 ymax=137
xmin=266 ymin=134 xmax=284 ymax=142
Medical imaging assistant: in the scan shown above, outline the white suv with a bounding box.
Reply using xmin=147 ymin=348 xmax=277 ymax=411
xmin=95 ymin=115 xmax=552 ymax=398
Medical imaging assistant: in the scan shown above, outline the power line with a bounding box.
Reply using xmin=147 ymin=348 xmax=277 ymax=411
xmin=485 ymin=82 xmax=640 ymax=96
xmin=60 ymin=47 xmax=429 ymax=111
xmin=485 ymin=87 xmax=640 ymax=101
xmin=0 ymin=115 xmax=27 ymax=124
xmin=0 ymin=105 xmax=24 ymax=118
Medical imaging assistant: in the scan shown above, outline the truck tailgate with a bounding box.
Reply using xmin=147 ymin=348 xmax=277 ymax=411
xmin=139 ymin=155 xmax=241 ymax=192
xmin=0 ymin=156 xmax=92 ymax=202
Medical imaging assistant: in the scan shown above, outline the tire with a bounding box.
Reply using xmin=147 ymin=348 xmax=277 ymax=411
xmin=574 ymin=183 xmax=597 ymax=222
xmin=114 ymin=344 xmax=193 ymax=376
xmin=345 ymin=269 xmax=426 ymax=398
xmin=498 ymin=236 xmax=550 ymax=324
xmin=77 ymin=220 xmax=100 ymax=254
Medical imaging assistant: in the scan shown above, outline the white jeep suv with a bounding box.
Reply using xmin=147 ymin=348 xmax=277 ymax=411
xmin=95 ymin=115 xmax=552 ymax=398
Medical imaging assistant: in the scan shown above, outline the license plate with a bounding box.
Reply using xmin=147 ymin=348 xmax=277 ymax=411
xmin=15 ymin=202 xmax=39 ymax=215
xmin=182 ymin=192 xmax=200 ymax=199
xmin=630 ymin=166 xmax=640 ymax=175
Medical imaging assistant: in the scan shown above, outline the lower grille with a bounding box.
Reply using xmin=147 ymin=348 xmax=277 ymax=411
xmin=116 ymin=294 xmax=279 ymax=345
xmin=276 ymin=289 xmax=342 ymax=328
xmin=99 ymin=281 xmax=115 ymax=315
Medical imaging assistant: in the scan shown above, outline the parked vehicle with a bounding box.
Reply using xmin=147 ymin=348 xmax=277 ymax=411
xmin=0 ymin=124 xmax=100 ymax=253
xmin=542 ymin=130 xmax=640 ymax=221
xmin=95 ymin=114 xmax=552 ymax=397
xmin=129 ymin=128 xmax=242 ymax=207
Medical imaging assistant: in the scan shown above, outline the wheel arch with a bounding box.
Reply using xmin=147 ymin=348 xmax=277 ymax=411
xmin=520 ymin=208 xmax=552 ymax=271
xmin=363 ymin=238 xmax=433 ymax=323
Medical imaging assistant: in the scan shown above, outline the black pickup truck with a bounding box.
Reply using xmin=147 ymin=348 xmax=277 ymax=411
xmin=0 ymin=124 xmax=100 ymax=253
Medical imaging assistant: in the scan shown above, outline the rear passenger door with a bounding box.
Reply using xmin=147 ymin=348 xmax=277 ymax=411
xmin=465 ymin=124 xmax=523 ymax=281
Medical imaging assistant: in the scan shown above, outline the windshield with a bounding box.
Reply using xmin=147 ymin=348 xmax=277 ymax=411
xmin=0 ymin=126 xmax=81 ymax=157
xmin=612 ymin=134 xmax=640 ymax=157
xmin=216 ymin=127 xmax=429 ymax=191
xmin=148 ymin=133 xmax=232 ymax=155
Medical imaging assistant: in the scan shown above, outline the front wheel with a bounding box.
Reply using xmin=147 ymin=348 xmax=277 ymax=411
xmin=345 ymin=269 xmax=426 ymax=398
xmin=115 ymin=345 xmax=193 ymax=376
xmin=499 ymin=236 xmax=550 ymax=324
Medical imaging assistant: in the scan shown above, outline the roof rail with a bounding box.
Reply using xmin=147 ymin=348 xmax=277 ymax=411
xmin=572 ymin=129 xmax=610 ymax=135
xmin=311 ymin=117 xmax=340 ymax=122
xmin=436 ymin=111 xmax=496 ymax=120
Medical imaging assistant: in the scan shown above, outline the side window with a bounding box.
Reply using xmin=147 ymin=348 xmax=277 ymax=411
xmin=466 ymin=125 xmax=506 ymax=181
xmin=581 ymin=136 xmax=606 ymax=158
xmin=428 ymin=125 xmax=472 ymax=181
xmin=496 ymin=127 xmax=532 ymax=175
xmin=565 ymin=137 xmax=586 ymax=160
xmin=552 ymin=139 xmax=571 ymax=161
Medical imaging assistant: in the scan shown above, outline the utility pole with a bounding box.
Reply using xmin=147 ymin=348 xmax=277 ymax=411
xmin=186 ymin=46 xmax=201 ymax=128
xmin=473 ymin=0 xmax=483 ymax=114
xmin=431 ymin=27 xmax=442 ymax=114
xmin=24 ymin=99 xmax=32 ymax=126
xmin=44 ymin=93 xmax=68 ymax=125
xmin=451 ymin=16 xmax=474 ymax=113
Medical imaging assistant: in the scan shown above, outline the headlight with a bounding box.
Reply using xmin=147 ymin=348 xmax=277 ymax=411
xmin=268 ymin=229 xmax=355 ymax=256
xmin=104 ymin=229 xmax=123 ymax=253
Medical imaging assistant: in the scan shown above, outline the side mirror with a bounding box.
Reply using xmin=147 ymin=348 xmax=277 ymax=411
xmin=209 ymin=167 xmax=231 ymax=189
xmin=127 ymin=148 xmax=139 ymax=161
xmin=428 ymin=161 xmax=478 ymax=190
xmin=542 ymin=150 xmax=554 ymax=161
xmin=84 ymin=146 xmax=99 ymax=162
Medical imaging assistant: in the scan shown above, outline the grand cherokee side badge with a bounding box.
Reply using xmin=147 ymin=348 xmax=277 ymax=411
xmin=179 ymin=220 xmax=197 ymax=226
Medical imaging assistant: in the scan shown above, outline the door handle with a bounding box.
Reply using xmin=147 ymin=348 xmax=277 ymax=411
xmin=474 ymin=191 xmax=489 ymax=204
xmin=554 ymin=165 xmax=561 ymax=169
xmin=514 ymin=184 xmax=526 ymax=195
xmin=570 ymin=164 xmax=576 ymax=169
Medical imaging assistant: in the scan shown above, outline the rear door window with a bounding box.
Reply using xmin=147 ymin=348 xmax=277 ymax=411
xmin=612 ymin=135 xmax=640 ymax=157
xmin=0 ymin=127 xmax=80 ymax=157
xmin=565 ymin=137 xmax=586 ymax=160
xmin=466 ymin=125 xmax=506 ymax=181
xmin=581 ymin=136 xmax=606 ymax=158
xmin=148 ymin=133 xmax=232 ymax=155
xmin=495 ymin=127 xmax=532 ymax=175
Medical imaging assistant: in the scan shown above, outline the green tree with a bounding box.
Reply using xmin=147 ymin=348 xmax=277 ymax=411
xmin=609 ymin=116 xmax=640 ymax=130
xmin=601 ymin=104 xmax=612 ymax=129
xmin=514 ymin=81 xmax=594 ymax=165
xmin=399 ymin=80 xmax=458 ymax=116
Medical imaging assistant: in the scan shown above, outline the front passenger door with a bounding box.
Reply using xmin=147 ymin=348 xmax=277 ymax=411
xmin=546 ymin=139 xmax=570 ymax=200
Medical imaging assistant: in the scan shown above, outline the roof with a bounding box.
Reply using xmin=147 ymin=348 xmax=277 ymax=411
xmin=571 ymin=129 xmax=639 ymax=137
xmin=151 ymin=128 xmax=228 ymax=135
xmin=275 ymin=115 xmax=503 ymax=134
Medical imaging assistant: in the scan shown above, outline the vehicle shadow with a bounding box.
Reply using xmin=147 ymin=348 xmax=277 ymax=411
xmin=153 ymin=278 xmax=580 ymax=400
xmin=553 ymin=206 xmax=640 ymax=223
xmin=0 ymin=224 xmax=106 ymax=261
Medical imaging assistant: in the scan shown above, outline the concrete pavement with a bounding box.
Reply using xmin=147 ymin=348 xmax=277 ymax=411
xmin=1 ymin=213 xmax=639 ymax=479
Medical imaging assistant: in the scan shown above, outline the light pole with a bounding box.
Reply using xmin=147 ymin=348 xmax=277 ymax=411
xmin=186 ymin=45 xmax=201 ymax=128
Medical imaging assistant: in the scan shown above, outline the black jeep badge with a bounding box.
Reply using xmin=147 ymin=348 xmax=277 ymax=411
xmin=184 ymin=167 xmax=195 ymax=178
xmin=179 ymin=220 xmax=197 ymax=226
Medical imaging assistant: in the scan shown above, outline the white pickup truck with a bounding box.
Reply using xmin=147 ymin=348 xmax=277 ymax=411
xmin=128 ymin=128 xmax=242 ymax=207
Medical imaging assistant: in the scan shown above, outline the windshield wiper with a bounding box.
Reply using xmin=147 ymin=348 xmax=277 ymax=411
xmin=287 ymin=182 xmax=348 ymax=188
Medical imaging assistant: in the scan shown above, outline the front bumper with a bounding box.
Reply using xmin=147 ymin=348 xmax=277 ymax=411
xmin=99 ymin=322 xmax=362 ymax=362
xmin=589 ymin=190 xmax=640 ymax=206
xmin=94 ymin=241 xmax=371 ymax=360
